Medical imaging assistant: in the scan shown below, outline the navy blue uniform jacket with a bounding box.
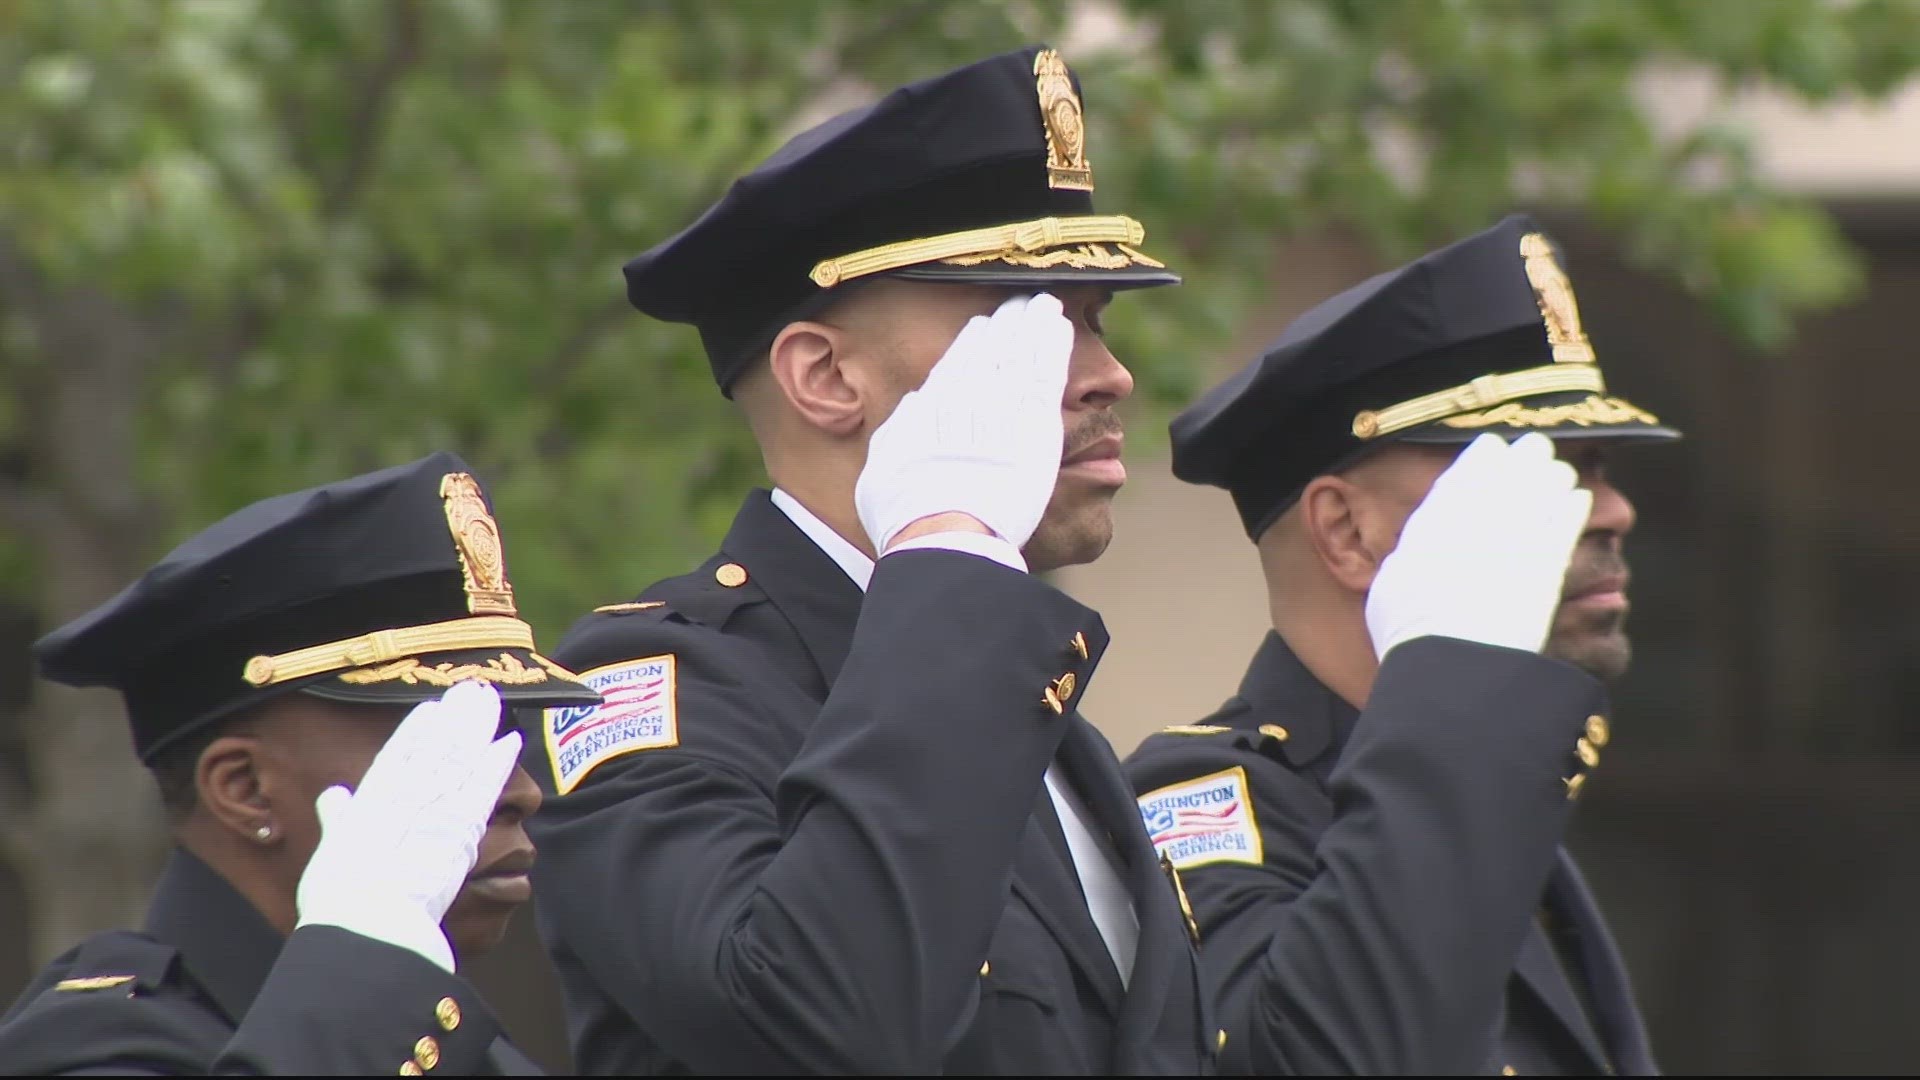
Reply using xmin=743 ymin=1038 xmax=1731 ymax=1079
xmin=525 ymin=490 xmax=1217 ymax=1074
xmin=1124 ymin=632 xmax=1659 ymax=1076
xmin=0 ymin=849 xmax=541 ymax=1075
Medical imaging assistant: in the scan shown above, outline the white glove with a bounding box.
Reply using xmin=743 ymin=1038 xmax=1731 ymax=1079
xmin=294 ymin=680 xmax=522 ymax=973
xmin=1365 ymin=432 xmax=1593 ymax=661
xmin=854 ymin=292 xmax=1074 ymax=554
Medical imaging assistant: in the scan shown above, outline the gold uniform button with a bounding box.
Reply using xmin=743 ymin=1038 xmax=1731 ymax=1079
xmin=1070 ymin=631 xmax=1089 ymax=660
xmin=1504 ymin=1067 xmax=1518 ymax=1077
xmin=1576 ymin=738 xmax=1600 ymax=769
xmin=715 ymin=562 xmax=748 ymax=588
xmin=979 ymin=960 xmax=991 ymax=977
xmin=1586 ymin=714 xmax=1610 ymax=748
xmin=1043 ymin=686 xmax=1065 ymax=715
xmin=399 ymin=1064 xmax=423 ymax=1077
xmin=1565 ymin=773 xmax=1587 ymax=800
xmin=1258 ymin=723 xmax=1290 ymax=742
xmin=1217 ymin=1028 xmax=1228 ymax=1051
xmin=1053 ymin=672 xmax=1076 ymax=702
xmin=435 ymin=996 xmax=461 ymax=1032
xmin=413 ymin=1035 xmax=440 ymax=1070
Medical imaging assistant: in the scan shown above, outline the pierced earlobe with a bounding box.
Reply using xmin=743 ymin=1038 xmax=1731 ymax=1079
xmin=253 ymin=824 xmax=274 ymax=842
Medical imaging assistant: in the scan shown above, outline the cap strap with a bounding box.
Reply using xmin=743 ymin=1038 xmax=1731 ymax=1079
xmin=809 ymin=215 xmax=1149 ymax=288
xmin=1351 ymin=362 xmax=1607 ymax=440
xmin=240 ymin=615 xmax=535 ymax=688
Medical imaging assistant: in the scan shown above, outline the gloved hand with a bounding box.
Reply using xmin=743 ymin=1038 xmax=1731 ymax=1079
xmin=1365 ymin=432 xmax=1593 ymax=661
xmin=294 ymin=679 xmax=522 ymax=973
xmin=855 ymin=292 xmax=1074 ymax=555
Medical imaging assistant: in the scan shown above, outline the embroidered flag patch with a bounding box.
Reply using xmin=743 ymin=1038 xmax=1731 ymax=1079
xmin=1136 ymin=766 xmax=1263 ymax=870
xmin=544 ymin=655 xmax=678 ymax=795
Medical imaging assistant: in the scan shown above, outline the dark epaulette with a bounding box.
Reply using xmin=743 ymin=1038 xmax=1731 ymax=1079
xmin=1141 ymin=705 xmax=1298 ymax=763
xmin=611 ymin=554 xmax=766 ymax=633
xmin=559 ymin=554 xmax=768 ymax=676
xmin=24 ymin=931 xmax=180 ymax=1005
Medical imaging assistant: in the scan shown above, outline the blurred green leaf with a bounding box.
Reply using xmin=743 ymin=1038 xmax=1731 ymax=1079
xmin=0 ymin=0 xmax=1915 ymax=648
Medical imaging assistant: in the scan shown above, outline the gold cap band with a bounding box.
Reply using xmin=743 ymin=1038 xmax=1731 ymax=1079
xmin=809 ymin=215 xmax=1156 ymax=288
xmin=241 ymin=615 xmax=536 ymax=688
xmin=1351 ymin=363 xmax=1607 ymax=441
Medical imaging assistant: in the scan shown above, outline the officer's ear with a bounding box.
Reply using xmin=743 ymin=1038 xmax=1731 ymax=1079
xmin=1298 ymin=474 xmax=1382 ymax=594
xmin=196 ymin=726 xmax=278 ymax=846
xmin=766 ymin=319 xmax=867 ymax=438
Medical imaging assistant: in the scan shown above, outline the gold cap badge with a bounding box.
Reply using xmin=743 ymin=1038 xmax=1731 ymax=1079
xmin=1520 ymin=233 xmax=1595 ymax=365
xmin=440 ymin=473 xmax=516 ymax=617
xmin=1034 ymin=49 xmax=1092 ymax=191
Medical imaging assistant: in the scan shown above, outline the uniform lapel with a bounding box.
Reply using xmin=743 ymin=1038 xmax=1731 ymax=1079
xmin=1513 ymin=920 xmax=1611 ymax=1070
xmin=1549 ymin=852 xmax=1659 ymax=1074
xmin=717 ymin=490 xmax=863 ymax=689
xmin=1011 ymin=773 xmax=1127 ymax=1015
xmin=1056 ymin=717 xmax=1186 ymax=1047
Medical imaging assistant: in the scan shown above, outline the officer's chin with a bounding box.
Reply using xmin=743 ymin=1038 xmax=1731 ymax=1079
xmin=1024 ymin=489 xmax=1118 ymax=574
xmin=442 ymin=888 xmax=521 ymax=964
xmin=441 ymin=845 xmax=535 ymax=962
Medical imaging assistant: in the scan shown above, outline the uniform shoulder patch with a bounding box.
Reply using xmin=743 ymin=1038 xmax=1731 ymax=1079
xmin=1135 ymin=765 xmax=1263 ymax=871
xmin=1158 ymin=724 xmax=1233 ymax=736
xmin=592 ymin=601 xmax=666 ymax=615
xmin=544 ymin=655 xmax=678 ymax=795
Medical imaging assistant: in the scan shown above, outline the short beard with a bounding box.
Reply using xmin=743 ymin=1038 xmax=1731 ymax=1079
xmin=1021 ymin=411 xmax=1126 ymax=573
xmin=1544 ymin=613 xmax=1632 ymax=681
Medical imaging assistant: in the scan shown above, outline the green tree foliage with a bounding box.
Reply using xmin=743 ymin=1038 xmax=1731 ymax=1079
xmin=2 ymin=0 xmax=1917 ymax=956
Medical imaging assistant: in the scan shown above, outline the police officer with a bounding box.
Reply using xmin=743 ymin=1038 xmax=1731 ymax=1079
xmin=1123 ymin=215 xmax=1673 ymax=1075
xmin=0 ymin=451 xmax=601 ymax=1074
xmin=521 ymin=46 xmax=1218 ymax=1074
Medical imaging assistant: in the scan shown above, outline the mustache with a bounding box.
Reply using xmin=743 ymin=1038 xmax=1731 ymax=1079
xmin=1063 ymin=411 xmax=1124 ymax=458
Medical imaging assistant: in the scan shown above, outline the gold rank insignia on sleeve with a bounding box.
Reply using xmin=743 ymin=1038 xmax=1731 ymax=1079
xmin=1159 ymin=724 xmax=1232 ymax=736
xmin=55 ymin=975 xmax=136 ymax=992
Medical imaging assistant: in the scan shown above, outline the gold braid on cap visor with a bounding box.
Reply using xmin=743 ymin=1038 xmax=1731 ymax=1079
xmin=240 ymin=615 xmax=538 ymax=687
xmin=1351 ymin=363 xmax=1612 ymax=440
xmin=808 ymin=215 xmax=1164 ymax=288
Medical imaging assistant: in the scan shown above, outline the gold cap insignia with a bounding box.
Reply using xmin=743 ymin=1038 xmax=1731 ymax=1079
xmin=1034 ymin=49 xmax=1092 ymax=191
xmin=439 ymin=473 xmax=516 ymax=617
xmin=1520 ymin=233 xmax=1595 ymax=364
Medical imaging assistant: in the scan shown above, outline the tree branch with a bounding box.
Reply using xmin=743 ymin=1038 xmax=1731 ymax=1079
xmin=323 ymin=0 xmax=424 ymax=218
xmin=539 ymin=294 xmax=631 ymax=388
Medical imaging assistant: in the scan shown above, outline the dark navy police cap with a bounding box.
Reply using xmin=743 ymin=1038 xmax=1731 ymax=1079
xmin=623 ymin=44 xmax=1181 ymax=395
xmin=35 ymin=451 xmax=602 ymax=763
xmin=1171 ymin=213 xmax=1681 ymax=541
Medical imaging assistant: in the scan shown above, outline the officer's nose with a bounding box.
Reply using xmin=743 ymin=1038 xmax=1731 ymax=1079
xmin=492 ymin=763 xmax=543 ymax=826
xmin=1583 ymin=475 xmax=1637 ymax=540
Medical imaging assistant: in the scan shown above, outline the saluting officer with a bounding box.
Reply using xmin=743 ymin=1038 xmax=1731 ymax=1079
xmin=521 ymin=46 xmax=1219 ymax=1074
xmin=1124 ymin=216 xmax=1673 ymax=1075
xmin=0 ymin=451 xmax=601 ymax=1075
